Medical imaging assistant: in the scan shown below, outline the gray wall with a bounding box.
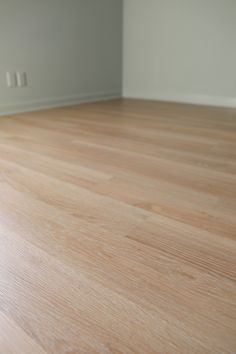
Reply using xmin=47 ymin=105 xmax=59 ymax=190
xmin=123 ymin=0 xmax=236 ymax=107
xmin=0 ymin=0 xmax=123 ymax=114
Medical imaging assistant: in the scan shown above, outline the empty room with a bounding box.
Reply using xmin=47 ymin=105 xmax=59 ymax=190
xmin=0 ymin=0 xmax=235 ymax=353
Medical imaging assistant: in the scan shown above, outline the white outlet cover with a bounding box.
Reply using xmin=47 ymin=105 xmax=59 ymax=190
xmin=16 ymin=72 xmax=28 ymax=87
xmin=6 ymin=72 xmax=17 ymax=88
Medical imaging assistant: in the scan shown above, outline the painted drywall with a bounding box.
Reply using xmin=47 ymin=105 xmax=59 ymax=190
xmin=123 ymin=0 xmax=236 ymax=107
xmin=0 ymin=0 xmax=123 ymax=115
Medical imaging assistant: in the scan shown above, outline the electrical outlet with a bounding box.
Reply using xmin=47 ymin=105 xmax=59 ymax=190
xmin=16 ymin=72 xmax=28 ymax=87
xmin=6 ymin=72 xmax=17 ymax=88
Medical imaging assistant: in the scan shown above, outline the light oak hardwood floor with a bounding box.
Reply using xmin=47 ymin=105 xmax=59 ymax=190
xmin=0 ymin=99 xmax=235 ymax=354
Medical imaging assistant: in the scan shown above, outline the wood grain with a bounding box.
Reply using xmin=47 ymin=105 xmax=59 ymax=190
xmin=0 ymin=99 xmax=235 ymax=354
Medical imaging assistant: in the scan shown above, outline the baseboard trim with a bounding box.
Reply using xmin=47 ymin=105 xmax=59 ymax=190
xmin=123 ymin=92 xmax=236 ymax=108
xmin=0 ymin=90 xmax=122 ymax=116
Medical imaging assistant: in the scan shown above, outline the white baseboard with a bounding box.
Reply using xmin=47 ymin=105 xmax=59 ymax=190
xmin=0 ymin=90 xmax=122 ymax=116
xmin=123 ymin=92 xmax=236 ymax=108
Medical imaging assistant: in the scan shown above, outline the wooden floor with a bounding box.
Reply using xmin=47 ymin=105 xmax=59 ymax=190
xmin=0 ymin=99 xmax=235 ymax=354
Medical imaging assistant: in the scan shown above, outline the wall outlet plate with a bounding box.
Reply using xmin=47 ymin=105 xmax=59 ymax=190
xmin=16 ymin=72 xmax=28 ymax=87
xmin=6 ymin=72 xmax=17 ymax=88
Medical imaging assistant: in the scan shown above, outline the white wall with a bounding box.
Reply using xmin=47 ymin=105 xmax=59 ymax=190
xmin=123 ymin=0 xmax=236 ymax=107
xmin=0 ymin=0 xmax=123 ymax=115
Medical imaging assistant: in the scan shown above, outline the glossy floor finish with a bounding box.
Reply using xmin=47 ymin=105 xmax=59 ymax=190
xmin=0 ymin=99 xmax=235 ymax=354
